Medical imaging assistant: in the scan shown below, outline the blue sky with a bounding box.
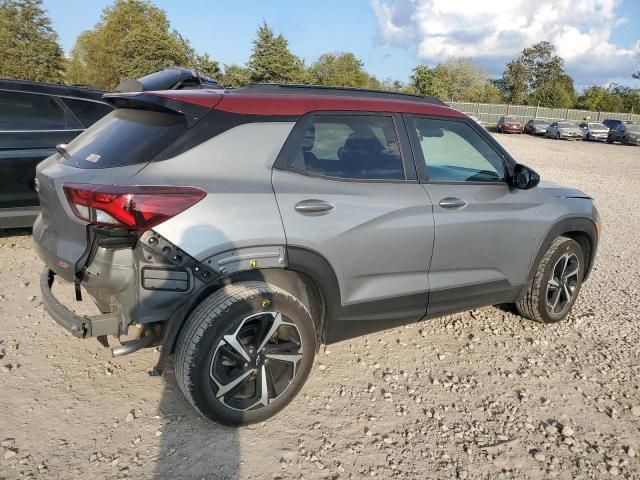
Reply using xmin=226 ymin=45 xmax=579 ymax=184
xmin=44 ymin=0 xmax=639 ymax=88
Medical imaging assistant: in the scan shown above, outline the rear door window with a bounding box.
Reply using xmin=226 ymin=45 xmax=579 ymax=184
xmin=0 ymin=91 xmax=80 ymax=131
xmin=290 ymin=115 xmax=405 ymax=180
xmin=60 ymin=108 xmax=188 ymax=169
xmin=61 ymin=97 xmax=113 ymax=127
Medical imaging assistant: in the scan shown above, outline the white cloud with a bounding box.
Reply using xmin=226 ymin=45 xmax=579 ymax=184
xmin=371 ymin=0 xmax=639 ymax=86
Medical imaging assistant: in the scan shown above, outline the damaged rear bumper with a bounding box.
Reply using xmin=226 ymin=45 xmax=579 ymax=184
xmin=40 ymin=269 xmax=120 ymax=338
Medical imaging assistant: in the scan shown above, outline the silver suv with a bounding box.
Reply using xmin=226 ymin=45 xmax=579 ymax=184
xmin=33 ymin=84 xmax=600 ymax=425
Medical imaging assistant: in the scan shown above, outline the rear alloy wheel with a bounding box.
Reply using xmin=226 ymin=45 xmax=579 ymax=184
xmin=516 ymin=236 xmax=585 ymax=323
xmin=175 ymin=282 xmax=316 ymax=425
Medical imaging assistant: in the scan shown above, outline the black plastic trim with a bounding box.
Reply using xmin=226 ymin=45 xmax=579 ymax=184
xmin=519 ymin=216 xmax=598 ymax=299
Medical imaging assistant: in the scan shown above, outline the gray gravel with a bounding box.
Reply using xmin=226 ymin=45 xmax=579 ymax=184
xmin=0 ymin=133 xmax=639 ymax=479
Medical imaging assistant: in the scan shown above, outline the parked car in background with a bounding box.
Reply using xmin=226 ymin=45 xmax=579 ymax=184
xmin=524 ymin=119 xmax=550 ymax=135
xmin=497 ymin=115 xmax=524 ymax=133
xmin=546 ymin=121 xmax=584 ymax=140
xmin=0 ymin=68 xmax=221 ymax=229
xmin=0 ymin=79 xmax=113 ymax=228
xmin=602 ymin=119 xmax=634 ymax=131
xmin=579 ymin=122 xmax=609 ymax=142
xmin=607 ymin=122 xmax=640 ymax=145
xmin=33 ymin=83 xmax=599 ymax=425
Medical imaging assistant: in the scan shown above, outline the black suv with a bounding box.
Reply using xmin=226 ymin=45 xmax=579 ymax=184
xmin=0 ymin=80 xmax=113 ymax=228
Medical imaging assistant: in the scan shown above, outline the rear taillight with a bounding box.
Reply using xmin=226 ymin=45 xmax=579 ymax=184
xmin=63 ymin=184 xmax=206 ymax=231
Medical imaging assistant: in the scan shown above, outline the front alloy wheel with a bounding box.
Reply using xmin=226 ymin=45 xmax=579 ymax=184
xmin=545 ymin=253 xmax=580 ymax=316
xmin=515 ymin=236 xmax=585 ymax=323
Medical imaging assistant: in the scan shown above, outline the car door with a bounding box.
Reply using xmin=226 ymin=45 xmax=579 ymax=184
xmin=405 ymin=115 xmax=540 ymax=315
xmin=0 ymin=90 xmax=83 ymax=210
xmin=272 ymin=112 xmax=435 ymax=341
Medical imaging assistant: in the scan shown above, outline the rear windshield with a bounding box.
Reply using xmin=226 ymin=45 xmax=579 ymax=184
xmin=60 ymin=108 xmax=188 ymax=169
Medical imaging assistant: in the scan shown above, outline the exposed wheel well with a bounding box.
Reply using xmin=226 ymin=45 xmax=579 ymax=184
xmin=222 ymin=268 xmax=326 ymax=348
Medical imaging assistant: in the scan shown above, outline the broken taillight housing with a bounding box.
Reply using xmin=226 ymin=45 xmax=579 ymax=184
xmin=62 ymin=184 xmax=206 ymax=231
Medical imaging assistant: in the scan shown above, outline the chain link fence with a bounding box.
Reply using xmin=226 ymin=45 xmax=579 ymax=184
xmin=448 ymin=101 xmax=640 ymax=125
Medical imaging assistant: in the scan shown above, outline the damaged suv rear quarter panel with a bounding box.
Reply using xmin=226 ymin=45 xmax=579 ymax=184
xmin=137 ymin=121 xmax=295 ymax=261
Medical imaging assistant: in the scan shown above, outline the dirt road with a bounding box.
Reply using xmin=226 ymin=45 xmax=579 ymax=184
xmin=1 ymin=134 xmax=639 ymax=479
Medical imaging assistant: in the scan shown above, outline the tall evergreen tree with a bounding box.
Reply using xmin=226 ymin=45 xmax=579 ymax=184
xmin=247 ymin=22 xmax=304 ymax=83
xmin=67 ymin=0 xmax=214 ymax=90
xmin=0 ymin=0 xmax=66 ymax=82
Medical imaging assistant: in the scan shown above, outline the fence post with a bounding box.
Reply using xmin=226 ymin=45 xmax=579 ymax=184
xmin=507 ymin=104 xmax=510 ymax=115
xmin=535 ymin=102 xmax=539 ymax=119
xmin=565 ymin=108 xmax=569 ymax=120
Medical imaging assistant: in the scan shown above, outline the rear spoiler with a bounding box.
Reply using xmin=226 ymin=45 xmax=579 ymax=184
xmin=102 ymin=91 xmax=223 ymax=126
xmin=114 ymin=67 xmax=223 ymax=93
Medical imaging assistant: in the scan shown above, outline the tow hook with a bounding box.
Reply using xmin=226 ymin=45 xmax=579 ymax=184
xmin=111 ymin=326 xmax=160 ymax=357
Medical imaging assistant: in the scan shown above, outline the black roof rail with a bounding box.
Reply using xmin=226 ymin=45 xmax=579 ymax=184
xmin=232 ymin=83 xmax=446 ymax=106
xmin=0 ymin=78 xmax=106 ymax=100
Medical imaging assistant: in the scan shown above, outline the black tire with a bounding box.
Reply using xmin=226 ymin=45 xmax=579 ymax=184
xmin=606 ymin=135 xmax=613 ymax=144
xmin=175 ymin=281 xmax=317 ymax=426
xmin=516 ymin=236 xmax=585 ymax=323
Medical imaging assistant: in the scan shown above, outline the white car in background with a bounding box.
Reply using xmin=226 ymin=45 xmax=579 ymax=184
xmin=579 ymin=122 xmax=609 ymax=142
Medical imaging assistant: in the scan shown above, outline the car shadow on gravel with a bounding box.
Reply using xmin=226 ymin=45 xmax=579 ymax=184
xmin=153 ymin=362 xmax=240 ymax=480
xmin=0 ymin=227 xmax=31 ymax=239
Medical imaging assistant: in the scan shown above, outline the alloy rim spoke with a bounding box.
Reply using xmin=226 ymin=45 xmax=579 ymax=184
xmin=546 ymin=253 xmax=580 ymax=315
xmin=223 ymin=332 xmax=251 ymax=363
xmin=212 ymin=367 xmax=254 ymax=398
xmin=210 ymin=311 xmax=303 ymax=412
xmin=257 ymin=312 xmax=285 ymax=352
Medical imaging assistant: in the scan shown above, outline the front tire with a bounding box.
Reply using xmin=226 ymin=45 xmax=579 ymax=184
xmin=516 ymin=236 xmax=585 ymax=323
xmin=175 ymin=281 xmax=317 ymax=426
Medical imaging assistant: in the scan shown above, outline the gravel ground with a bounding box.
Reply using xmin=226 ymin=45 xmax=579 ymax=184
xmin=0 ymin=133 xmax=639 ymax=480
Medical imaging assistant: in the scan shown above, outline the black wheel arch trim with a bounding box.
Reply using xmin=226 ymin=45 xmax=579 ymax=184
xmin=520 ymin=216 xmax=598 ymax=301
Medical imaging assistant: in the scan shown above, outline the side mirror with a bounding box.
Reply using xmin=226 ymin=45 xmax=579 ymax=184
xmin=512 ymin=164 xmax=540 ymax=190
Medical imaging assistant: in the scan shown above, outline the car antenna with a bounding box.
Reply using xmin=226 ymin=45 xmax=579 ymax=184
xmin=178 ymin=33 xmax=203 ymax=87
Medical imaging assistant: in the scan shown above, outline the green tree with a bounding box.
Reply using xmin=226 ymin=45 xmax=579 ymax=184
xmin=610 ymin=85 xmax=640 ymax=113
xmin=219 ymin=64 xmax=252 ymax=88
xmin=0 ymin=0 xmax=65 ymax=82
xmin=520 ymin=41 xmax=565 ymax=90
xmin=248 ymin=22 xmax=304 ymax=83
xmin=308 ymin=52 xmax=380 ymax=88
xmin=409 ymin=58 xmax=502 ymax=103
xmin=67 ymin=0 xmax=204 ymax=90
xmin=502 ymin=61 xmax=528 ymax=104
xmin=194 ymin=53 xmax=221 ymax=79
xmin=502 ymin=41 xmax=570 ymax=105
xmin=578 ymin=86 xmax=624 ymax=112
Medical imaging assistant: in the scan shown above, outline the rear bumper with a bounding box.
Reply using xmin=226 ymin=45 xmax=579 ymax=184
xmin=40 ymin=269 xmax=120 ymax=338
xmin=0 ymin=206 xmax=39 ymax=229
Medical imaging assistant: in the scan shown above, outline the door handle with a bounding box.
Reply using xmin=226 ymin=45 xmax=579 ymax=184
xmin=294 ymin=199 xmax=335 ymax=215
xmin=439 ymin=197 xmax=467 ymax=209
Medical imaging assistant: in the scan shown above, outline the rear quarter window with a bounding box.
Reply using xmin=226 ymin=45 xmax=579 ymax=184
xmin=60 ymin=109 xmax=188 ymax=169
xmin=61 ymin=97 xmax=113 ymax=127
xmin=0 ymin=91 xmax=80 ymax=131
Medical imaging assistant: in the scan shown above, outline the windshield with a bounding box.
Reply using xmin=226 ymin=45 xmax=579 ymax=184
xmin=588 ymin=123 xmax=607 ymax=129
